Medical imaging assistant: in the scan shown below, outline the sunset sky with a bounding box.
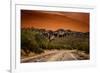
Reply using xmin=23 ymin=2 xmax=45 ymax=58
xmin=21 ymin=10 xmax=89 ymax=32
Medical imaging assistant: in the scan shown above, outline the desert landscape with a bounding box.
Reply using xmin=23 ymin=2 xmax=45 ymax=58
xmin=21 ymin=10 xmax=90 ymax=63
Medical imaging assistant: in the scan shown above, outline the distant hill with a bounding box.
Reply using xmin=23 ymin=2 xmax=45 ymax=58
xmin=22 ymin=28 xmax=89 ymax=38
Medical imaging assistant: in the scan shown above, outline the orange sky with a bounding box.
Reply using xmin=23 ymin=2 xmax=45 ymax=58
xmin=21 ymin=10 xmax=89 ymax=32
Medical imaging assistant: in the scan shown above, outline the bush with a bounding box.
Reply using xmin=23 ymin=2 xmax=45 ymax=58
xmin=21 ymin=29 xmax=89 ymax=54
xmin=21 ymin=29 xmax=44 ymax=54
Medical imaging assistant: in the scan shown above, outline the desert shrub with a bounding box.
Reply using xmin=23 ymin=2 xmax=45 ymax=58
xmin=48 ymin=36 xmax=89 ymax=53
xmin=21 ymin=29 xmax=89 ymax=54
xmin=21 ymin=29 xmax=44 ymax=54
xmin=77 ymin=41 xmax=89 ymax=54
xmin=34 ymin=33 xmax=48 ymax=49
xmin=67 ymin=37 xmax=89 ymax=54
xmin=33 ymin=48 xmax=44 ymax=54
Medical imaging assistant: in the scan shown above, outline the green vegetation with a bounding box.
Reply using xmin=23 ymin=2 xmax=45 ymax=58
xmin=21 ymin=28 xmax=89 ymax=56
xmin=21 ymin=29 xmax=44 ymax=54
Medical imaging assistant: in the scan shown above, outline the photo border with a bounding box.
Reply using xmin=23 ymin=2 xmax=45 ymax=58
xmin=11 ymin=3 xmax=96 ymax=73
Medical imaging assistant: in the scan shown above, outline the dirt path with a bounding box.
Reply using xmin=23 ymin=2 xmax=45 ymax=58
xmin=21 ymin=50 xmax=58 ymax=63
xmin=47 ymin=51 xmax=77 ymax=61
xmin=21 ymin=50 xmax=89 ymax=63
